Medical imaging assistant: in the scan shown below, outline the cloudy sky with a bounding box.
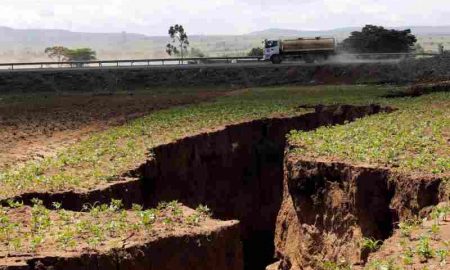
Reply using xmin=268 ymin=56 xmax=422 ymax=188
xmin=1 ymin=0 xmax=449 ymax=35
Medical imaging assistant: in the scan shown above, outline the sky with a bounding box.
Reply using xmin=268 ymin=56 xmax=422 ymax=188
xmin=1 ymin=0 xmax=449 ymax=35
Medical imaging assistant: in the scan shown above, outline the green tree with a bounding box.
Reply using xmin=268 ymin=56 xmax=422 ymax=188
xmin=44 ymin=46 xmax=69 ymax=62
xmin=65 ymin=48 xmax=97 ymax=61
xmin=342 ymin=25 xmax=417 ymax=53
xmin=166 ymin=24 xmax=189 ymax=59
xmin=247 ymin=47 xmax=264 ymax=57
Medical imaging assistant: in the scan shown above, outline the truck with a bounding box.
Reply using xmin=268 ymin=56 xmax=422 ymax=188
xmin=263 ymin=37 xmax=337 ymax=64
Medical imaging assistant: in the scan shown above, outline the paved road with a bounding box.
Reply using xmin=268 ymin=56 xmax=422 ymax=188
xmin=0 ymin=59 xmax=402 ymax=73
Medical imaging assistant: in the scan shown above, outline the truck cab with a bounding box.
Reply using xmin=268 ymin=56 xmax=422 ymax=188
xmin=264 ymin=39 xmax=281 ymax=63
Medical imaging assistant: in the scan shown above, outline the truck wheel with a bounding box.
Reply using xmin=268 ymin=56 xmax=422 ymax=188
xmin=271 ymin=55 xmax=282 ymax=64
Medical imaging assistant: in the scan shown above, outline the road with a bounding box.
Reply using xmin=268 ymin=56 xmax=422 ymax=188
xmin=0 ymin=59 xmax=404 ymax=73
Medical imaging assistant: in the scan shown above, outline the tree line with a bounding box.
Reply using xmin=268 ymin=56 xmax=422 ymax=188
xmin=43 ymin=24 xmax=421 ymax=62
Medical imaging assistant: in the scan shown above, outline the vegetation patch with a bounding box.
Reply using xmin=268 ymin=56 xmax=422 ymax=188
xmin=289 ymin=92 xmax=450 ymax=175
xmin=0 ymin=199 xmax=213 ymax=258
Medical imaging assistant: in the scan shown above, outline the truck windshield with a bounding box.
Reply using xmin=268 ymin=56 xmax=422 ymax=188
xmin=265 ymin=40 xmax=278 ymax=48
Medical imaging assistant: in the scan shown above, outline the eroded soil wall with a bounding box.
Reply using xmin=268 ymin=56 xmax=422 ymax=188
xmin=275 ymin=158 xmax=446 ymax=269
xmin=138 ymin=105 xmax=390 ymax=270
xmin=10 ymin=221 xmax=242 ymax=270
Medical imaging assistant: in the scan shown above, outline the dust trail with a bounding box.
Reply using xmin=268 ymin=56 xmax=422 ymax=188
xmin=327 ymin=53 xmax=403 ymax=64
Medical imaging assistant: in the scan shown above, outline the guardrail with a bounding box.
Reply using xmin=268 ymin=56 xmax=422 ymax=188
xmin=0 ymin=53 xmax=442 ymax=71
xmin=0 ymin=56 xmax=264 ymax=71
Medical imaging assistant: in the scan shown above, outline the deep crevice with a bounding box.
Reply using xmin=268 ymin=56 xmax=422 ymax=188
xmin=137 ymin=104 xmax=391 ymax=270
xmin=3 ymin=104 xmax=393 ymax=270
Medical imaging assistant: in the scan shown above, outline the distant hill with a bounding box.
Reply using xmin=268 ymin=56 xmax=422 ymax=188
xmin=247 ymin=27 xmax=357 ymax=38
xmin=0 ymin=25 xmax=449 ymax=62
xmin=248 ymin=26 xmax=450 ymax=38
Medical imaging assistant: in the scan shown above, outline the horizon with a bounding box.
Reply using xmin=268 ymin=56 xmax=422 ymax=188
xmin=2 ymin=24 xmax=450 ymax=37
xmin=1 ymin=0 xmax=449 ymax=36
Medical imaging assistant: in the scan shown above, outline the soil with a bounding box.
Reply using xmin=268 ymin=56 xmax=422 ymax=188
xmin=366 ymin=203 xmax=450 ymax=269
xmin=0 ymin=91 xmax=223 ymax=169
xmin=273 ymin=157 xmax=446 ymax=270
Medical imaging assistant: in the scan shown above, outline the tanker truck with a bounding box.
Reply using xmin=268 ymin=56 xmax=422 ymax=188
xmin=263 ymin=37 xmax=337 ymax=64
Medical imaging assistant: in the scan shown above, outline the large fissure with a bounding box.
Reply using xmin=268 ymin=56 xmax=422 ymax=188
xmin=136 ymin=104 xmax=391 ymax=270
xmin=2 ymin=104 xmax=396 ymax=270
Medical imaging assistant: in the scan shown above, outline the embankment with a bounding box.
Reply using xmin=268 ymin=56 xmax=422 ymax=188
xmin=1 ymin=56 xmax=450 ymax=93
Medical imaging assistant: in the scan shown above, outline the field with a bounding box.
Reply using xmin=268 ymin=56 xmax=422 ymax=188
xmin=0 ymin=82 xmax=449 ymax=269
xmin=0 ymin=85 xmax=392 ymax=199
xmin=289 ymin=92 xmax=450 ymax=175
xmin=0 ymin=87 xmax=228 ymax=169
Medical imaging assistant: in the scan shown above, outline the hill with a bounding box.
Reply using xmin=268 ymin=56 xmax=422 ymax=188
xmin=0 ymin=25 xmax=449 ymax=62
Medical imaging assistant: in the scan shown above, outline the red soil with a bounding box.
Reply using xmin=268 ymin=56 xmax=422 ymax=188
xmin=0 ymin=91 xmax=223 ymax=169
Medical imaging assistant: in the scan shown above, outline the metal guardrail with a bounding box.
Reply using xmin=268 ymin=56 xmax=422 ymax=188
xmin=0 ymin=53 xmax=442 ymax=71
xmin=0 ymin=56 xmax=263 ymax=70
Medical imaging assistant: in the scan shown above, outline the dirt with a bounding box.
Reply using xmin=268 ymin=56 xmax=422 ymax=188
xmin=366 ymin=203 xmax=450 ymax=269
xmin=273 ymin=157 xmax=446 ymax=270
xmin=0 ymin=91 xmax=223 ymax=169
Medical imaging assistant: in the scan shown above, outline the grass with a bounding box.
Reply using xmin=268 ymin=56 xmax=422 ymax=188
xmin=0 ymin=199 xmax=212 ymax=257
xmin=0 ymin=85 xmax=392 ymax=199
xmin=288 ymin=92 xmax=450 ymax=175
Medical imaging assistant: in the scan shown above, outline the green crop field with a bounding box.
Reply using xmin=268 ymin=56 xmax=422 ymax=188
xmin=289 ymin=92 xmax=450 ymax=175
xmin=0 ymin=85 xmax=391 ymax=199
xmin=0 ymin=84 xmax=449 ymax=266
xmin=2 ymin=85 xmax=449 ymax=200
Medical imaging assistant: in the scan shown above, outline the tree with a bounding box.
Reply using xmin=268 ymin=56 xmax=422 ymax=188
xmin=342 ymin=25 xmax=417 ymax=53
xmin=166 ymin=24 xmax=189 ymax=59
xmin=247 ymin=47 xmax=264 ymax=57
xmin=65 ymin=48 xmax=97 ymax=61
xmin=44 ymin=46 xmax=69 ymax=62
